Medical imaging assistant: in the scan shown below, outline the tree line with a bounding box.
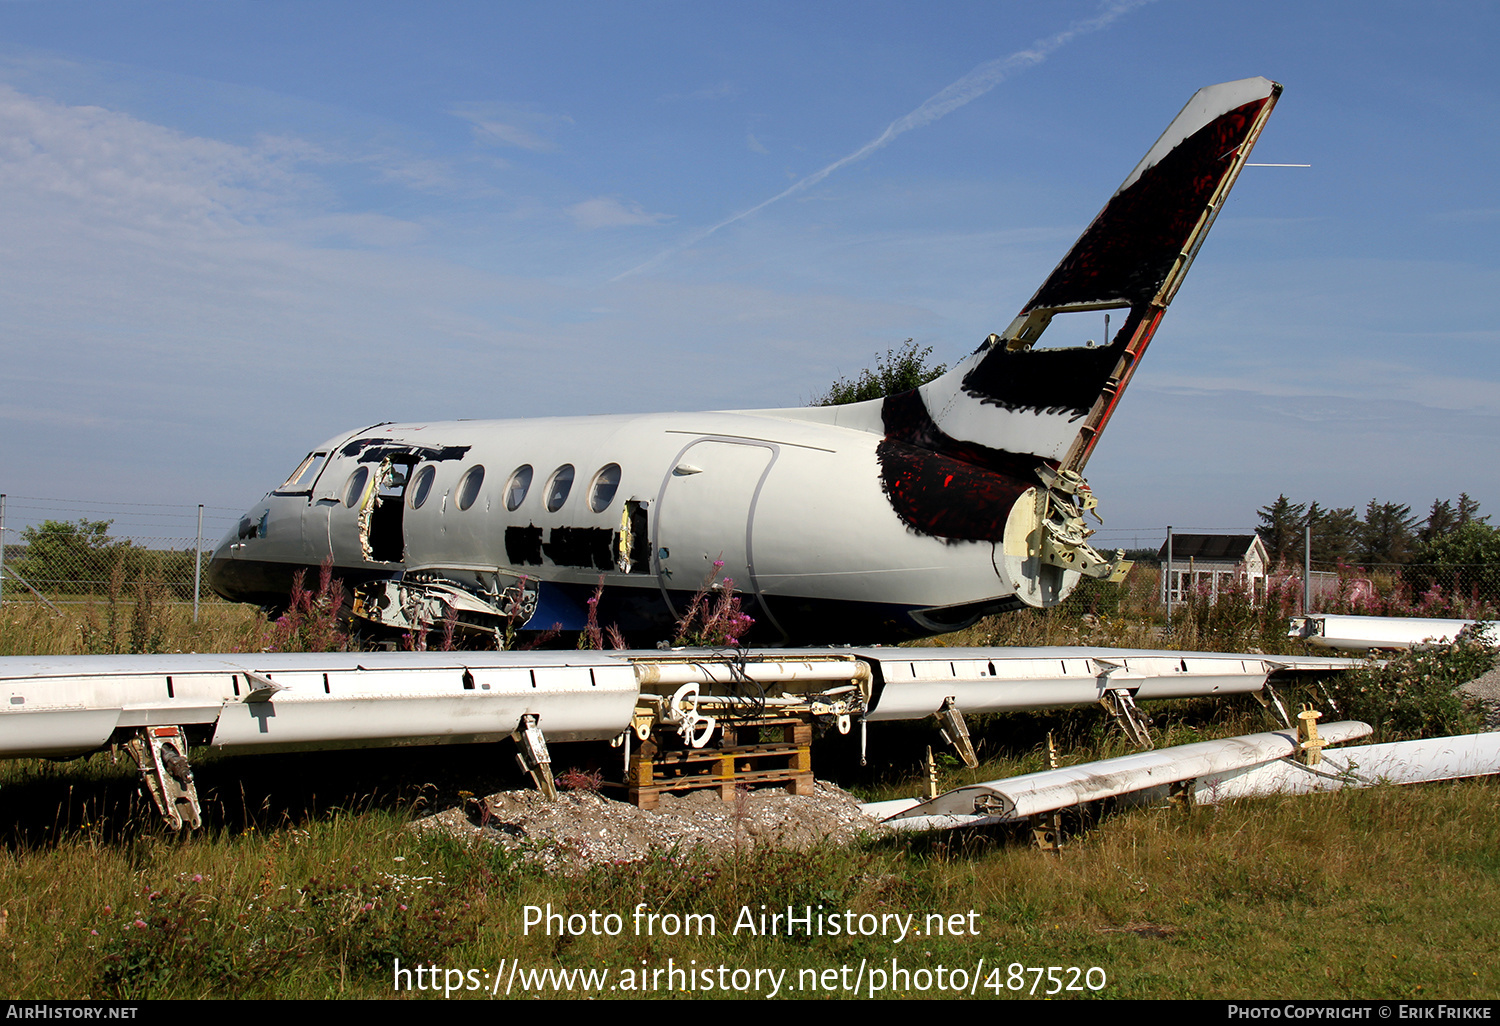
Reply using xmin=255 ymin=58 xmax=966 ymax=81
xmin=1256 ymin=494 xmax=1500 ymax=594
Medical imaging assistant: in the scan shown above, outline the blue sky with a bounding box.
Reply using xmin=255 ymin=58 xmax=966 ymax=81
xmin=1 ymin=1 xmax=1497 ymax=549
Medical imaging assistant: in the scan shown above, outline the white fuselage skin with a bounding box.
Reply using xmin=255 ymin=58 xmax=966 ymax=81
xmin=209 ymin=405 xmax=1052 ymax=644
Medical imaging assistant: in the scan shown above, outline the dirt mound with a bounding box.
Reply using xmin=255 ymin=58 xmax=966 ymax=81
xmin=413 ymin=781 xmax=886 ymax=872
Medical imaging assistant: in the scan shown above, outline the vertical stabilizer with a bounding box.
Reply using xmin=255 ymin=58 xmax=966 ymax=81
xmin=907 ymin=78 xmax=1281 ymax=479
xmin=869 ymin=80 xmax=1278 ymax=602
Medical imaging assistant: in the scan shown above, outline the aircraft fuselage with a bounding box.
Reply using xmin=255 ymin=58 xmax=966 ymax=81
xmin=209 ymin=77 xmax=1285 ymax=646
xmin=209 ymin=407 xmax=1061 ymax=643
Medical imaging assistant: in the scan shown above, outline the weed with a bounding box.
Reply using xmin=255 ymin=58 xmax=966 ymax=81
xmin=267 ymin=558 xmax=348 ymax=654
xmin=556 ymin=768 xmax=604 ymax=792
xmin=672 ymin=560 xmax=754 ymax=647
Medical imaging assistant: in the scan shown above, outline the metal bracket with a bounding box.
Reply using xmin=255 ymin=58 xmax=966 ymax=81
xmin=630 ymin=705 xmax=654 ymax=741
xmin=1030 ymin=812 xmax=1063 ymax=853
xmin=1033 ymin=465 xmax=1129 ymax=582
xmin=242 ymin=671 xmax=285 ymax=703
xmin=1099 ymin=688 xmax=1153 ymax=749
xmin=666 ymin=683 xmax=716 ymax=749
xmin=937 ymin=697 xmax=978 ymax=769
xmin=1296 ymin=706 xmax=1325 ymax=766
xmin=511 ymin=713 xmax=557 ymax=799
xmin=125 ymin=726 xmax=202 ymax=831
xmin=1251 ymin=683 xmax=1293 ymax=729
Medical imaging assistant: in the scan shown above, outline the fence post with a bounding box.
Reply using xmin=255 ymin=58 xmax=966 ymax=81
xmin=193 ymin=503 xmax=204 ymax=622
xmin=0 ymin=493 xmax=6 ymax=608
xmin=1165 ymin=525 xmax=1174 ymax=629
xmin=1303 ymin=524 xmax=1311 ymax=615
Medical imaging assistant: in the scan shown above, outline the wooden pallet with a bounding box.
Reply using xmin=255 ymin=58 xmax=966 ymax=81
xmin=610 ymin=717 xmax=815 ymax=809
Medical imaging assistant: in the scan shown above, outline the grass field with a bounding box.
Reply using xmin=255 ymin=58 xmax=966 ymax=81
xmin=2 ymin=748 xmax=1497 ymax=1000
xmin=0 ymin=595 xmax=1496 ymax=1000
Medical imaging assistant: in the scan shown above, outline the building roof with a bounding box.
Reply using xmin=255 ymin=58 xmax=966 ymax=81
xmin=1158 ymin=534 xmax=1259 ymax=562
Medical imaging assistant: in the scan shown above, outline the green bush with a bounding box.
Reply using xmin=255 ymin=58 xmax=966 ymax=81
xmin=1318 ymin=624 xmax=1494 ymax=742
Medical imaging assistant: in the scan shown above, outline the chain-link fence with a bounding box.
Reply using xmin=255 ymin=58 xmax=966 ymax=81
xmin=0 ymin=495 xmax=242 ymax=611
xmin=6 ymin=504 xmax=1499 ymax=622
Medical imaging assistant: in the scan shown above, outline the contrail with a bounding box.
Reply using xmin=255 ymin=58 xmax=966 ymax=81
xmin=614 ymin=0 xmax=1153 ymax=281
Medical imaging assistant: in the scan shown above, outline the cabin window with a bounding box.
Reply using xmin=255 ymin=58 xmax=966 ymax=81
xmin=342 ymin=466 xmax=370 ymax=508
xmin=456 ymin=465 xmax=485 ymax=511
xmin=408 ymin=464 xmax=436 ymax=509
xmin=588 ymin=463 xmax=622 ymax=513
xmin=545 ymin=465 xmax=575 ymax=512
xmin=504 ymin=465 xmax=533 ymax=511
xmin=276 ymin=451 xmax=327 ymax=494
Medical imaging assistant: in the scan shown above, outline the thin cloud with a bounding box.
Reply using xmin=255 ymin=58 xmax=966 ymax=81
xmin=615 ymin=0 xmax=1153 ymax=280
xmin=746 ymin=132 xmax=769 ymax=155
xmin=452 ymin=102 xmax=571 ymax=152
xmin=568 ymin=195 xmax=672 ymax=230
xmin=0 ymin=83 xmax=303 ymax=229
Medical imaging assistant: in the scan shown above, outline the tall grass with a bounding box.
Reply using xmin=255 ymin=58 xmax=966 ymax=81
xmin=0 ymin=595 xmax=269 ymax=657
xmin=2 ymin=765 xmax=1497 ymax=999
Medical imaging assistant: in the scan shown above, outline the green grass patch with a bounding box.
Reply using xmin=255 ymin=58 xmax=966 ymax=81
xmin=2 ymin=753 xmax=1497 ymax=999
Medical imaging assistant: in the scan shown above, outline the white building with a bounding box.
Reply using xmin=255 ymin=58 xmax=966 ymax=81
xmin=1159 ymin=534 xmax=1270 ymax=605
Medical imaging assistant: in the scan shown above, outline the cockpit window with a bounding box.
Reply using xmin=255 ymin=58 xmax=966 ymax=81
xmin=408 ymin=465 xmax=436 ymax=509
xmin=504 ymin=465 xmax=533 ymax=511
xmin=342 ymin=466 xmax=370 ymax=508
xmin=276 ymin=452 xmax=327 ymax=494
xmin=545 ymin=465 xmax=575 ymax=512
xmin=456 ymin=465 xmax=485 ymax=511
xmin=588 ymin=463 xmax=621 ymax=513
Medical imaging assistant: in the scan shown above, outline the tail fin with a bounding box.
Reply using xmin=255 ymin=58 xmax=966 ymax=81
xmin=870 ymin=79 xmax=1279 ymax=568
xmin=910 ymin=77 xmax=1281 ymax=474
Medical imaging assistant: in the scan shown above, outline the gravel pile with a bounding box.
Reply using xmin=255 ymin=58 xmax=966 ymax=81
xmin=412 ymin=781 xmax=886 ymax=873
xmin=1461 ymin=665 xmax=1500 ymax=729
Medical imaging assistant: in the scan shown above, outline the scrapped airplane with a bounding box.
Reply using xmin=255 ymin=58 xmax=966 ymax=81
xmin=208 ymin=77 xmax=1284 ymax=646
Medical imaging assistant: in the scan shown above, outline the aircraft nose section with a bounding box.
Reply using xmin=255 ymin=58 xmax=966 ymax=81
xmin=206 ymin=505 xmax=268 ymax=602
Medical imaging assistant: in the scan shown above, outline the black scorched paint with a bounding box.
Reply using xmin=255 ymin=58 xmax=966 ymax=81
xmin=877 ymin=389 xmax=1040 ymax=542
xmin=959 ymin=306 xmax=1148 ymax=416
xmin=1026 ymin=98 xmax=1271 ymax=310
